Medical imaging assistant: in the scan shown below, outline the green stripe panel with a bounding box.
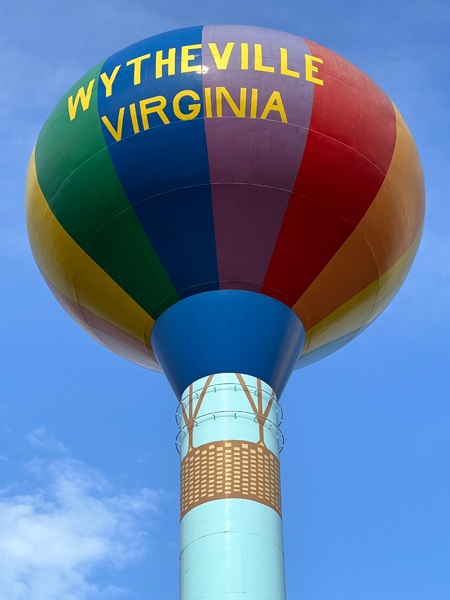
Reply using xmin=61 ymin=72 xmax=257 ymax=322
xmin=34 ymin=62 xmax=179 ymax=319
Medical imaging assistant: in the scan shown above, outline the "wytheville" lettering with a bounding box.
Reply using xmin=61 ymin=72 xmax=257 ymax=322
xmin=68 ymin=42 xmax=324 ymax=139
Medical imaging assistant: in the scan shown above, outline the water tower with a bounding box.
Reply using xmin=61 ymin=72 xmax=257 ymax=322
xmin=26 ymin=25 xmax=425 ymax=600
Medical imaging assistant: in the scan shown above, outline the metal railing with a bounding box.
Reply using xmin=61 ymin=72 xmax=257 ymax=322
xmin=174 ymin=381 xmax=285 ymax=455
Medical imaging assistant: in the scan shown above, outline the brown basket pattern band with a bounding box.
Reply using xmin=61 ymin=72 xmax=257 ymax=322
xmin=180 ymin=440 xmax=281 ymax=520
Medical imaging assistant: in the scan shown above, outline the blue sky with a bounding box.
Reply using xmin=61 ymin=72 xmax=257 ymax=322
xmin=1 ymin=0 xmax=449 ymax=598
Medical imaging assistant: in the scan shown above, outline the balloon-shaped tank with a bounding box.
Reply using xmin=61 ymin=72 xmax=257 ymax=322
xmin=26 ymin=25 xmax=425 ymax=393
xmin=26 ymin=25 xmax=425 ymax=600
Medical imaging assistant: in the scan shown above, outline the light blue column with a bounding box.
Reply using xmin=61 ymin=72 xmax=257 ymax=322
xmin=178 ymin=373 xmax=286 ymax=600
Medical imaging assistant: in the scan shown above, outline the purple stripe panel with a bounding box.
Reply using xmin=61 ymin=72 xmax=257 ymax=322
xmin=201 ymin=25 xmax=314 ymax=291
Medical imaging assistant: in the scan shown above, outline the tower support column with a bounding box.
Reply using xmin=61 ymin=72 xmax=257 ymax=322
xmin=178 ymin=373 xmax=286 ymax=600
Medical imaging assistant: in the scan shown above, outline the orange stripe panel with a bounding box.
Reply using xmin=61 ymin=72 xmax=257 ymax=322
xmin=293 ymin=102 xmax=425 ymax=332
xmin=301 ymin=226 xmax=422 ymax=357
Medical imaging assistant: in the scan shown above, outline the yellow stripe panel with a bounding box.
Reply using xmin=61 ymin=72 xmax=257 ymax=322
xmin=26 ymin=147 xmax=78 ymax=303
xmin=365 ymin=223 xmax=423 ymax=325
xmin=25 ymin=148 xmax=155 ymax=345
xmin=302 ymin=277 xmax=378 ymax=355
xmin=303 ymin=227 xmax=423 ymax=355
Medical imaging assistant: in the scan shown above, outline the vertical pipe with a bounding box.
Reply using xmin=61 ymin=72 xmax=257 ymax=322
xmin=179 ymin=373 xmax=286 ymax=600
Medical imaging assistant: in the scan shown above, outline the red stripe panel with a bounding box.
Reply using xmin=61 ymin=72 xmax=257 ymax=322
xmin=42 ymin=273 xmax=161 ymax=371
xmin=262 ymin=39 xmax=397 ymax=305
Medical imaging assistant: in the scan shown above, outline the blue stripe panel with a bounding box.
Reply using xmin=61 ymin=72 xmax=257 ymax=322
xmin=98 ymin=26 xmax=219 ymax=297
xmin=151 ymin=290 xmax=305 ymax=398
xmin=297 ymin=325 xmax=369 ymax=369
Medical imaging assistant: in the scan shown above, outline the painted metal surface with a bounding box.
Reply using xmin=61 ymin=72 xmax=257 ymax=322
xmin=25 ymin=27 xmax=427 ymax=600
xmin=179 ymin=374 xmax=285 ymax=600
xmin=26 ymin=25 xmax=425 ymax=372
xmin=151 ymin=290 xmax=305 ymax=398
xmin=181 ymin=500 xmax=285 ymax=600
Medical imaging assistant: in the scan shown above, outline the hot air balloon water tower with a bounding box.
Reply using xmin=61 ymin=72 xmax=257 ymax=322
xmin=26 ymin=25 xmax=425 ymax=600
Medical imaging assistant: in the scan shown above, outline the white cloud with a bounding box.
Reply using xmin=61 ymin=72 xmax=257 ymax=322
xmin=0 ymin=451 xmax=165 ymax=600
xmin=25 ymin=428 xmax=68 ymax=455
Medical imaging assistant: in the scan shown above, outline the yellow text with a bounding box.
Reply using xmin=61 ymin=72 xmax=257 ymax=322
xmin=126 ymin=54 xmax=151 ymax=85
xmin=98 ymin=86 xmax=290 ymax=142
xmin=68 ymin=79 xmax=95 ymax=121
xmin=305 ymin=55 xmax=324 ymax=86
